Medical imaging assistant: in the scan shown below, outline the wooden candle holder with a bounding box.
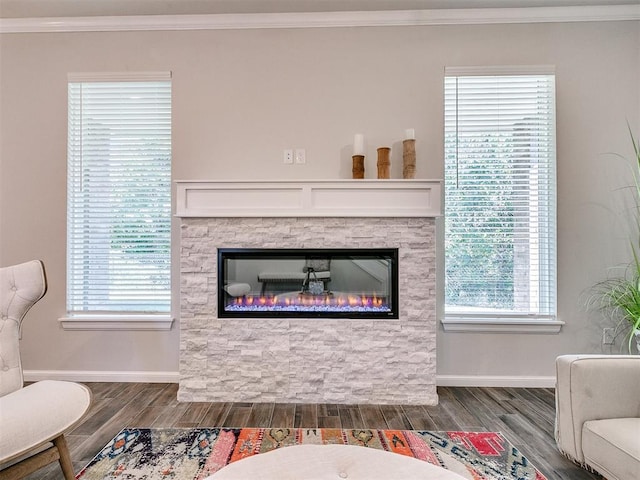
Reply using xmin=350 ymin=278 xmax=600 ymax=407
xmin=377 ymin=147 xmax=391 ymax=179
xmin=403 ymin=139 xmax=416 ymax=179
xmin=352 ymin=155 xmax=365 ymax=179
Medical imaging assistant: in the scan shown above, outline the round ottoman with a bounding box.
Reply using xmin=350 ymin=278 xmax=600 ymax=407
xmin=206 ymin=444 xmax=466 ymax=479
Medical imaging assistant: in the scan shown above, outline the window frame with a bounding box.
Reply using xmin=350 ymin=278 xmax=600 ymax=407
xmin=441 ymin=65 xmax=563 ymax=334
xmin=60 ymin=72 xmax=174 ymax=331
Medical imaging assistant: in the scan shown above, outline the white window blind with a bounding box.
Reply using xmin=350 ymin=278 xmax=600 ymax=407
xmin=444 ymin=67 xmax=556 ymax=321
xmin=67 ymin=75 xmax=171 ymax=314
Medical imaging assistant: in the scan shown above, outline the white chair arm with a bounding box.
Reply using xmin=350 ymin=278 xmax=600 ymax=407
xmin=0 ymin=380 xmax=92 ymax=463
xmin=555 ymin=354 xmax=640 ymax=464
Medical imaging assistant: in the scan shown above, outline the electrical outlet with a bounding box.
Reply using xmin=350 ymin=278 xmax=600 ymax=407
xmin=603 ymin=327 xmax=615 ymax=345
xmin=283 ymin=149 xmax=293 ymax=164
xmin=295 ymin=148 xmax=306 ymax=164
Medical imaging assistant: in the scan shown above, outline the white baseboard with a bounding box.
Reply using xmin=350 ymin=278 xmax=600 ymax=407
xmin=437 ymin=374 xmax=555 ymax=388
xmin=23 ymin=369 xmax=180 ymax=383
xmin=23 ymin=370 xmax=555 ymax=388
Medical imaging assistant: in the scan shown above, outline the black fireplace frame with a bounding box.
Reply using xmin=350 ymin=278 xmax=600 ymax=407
xmin=217 ymin=247 xmax=399 ymax=319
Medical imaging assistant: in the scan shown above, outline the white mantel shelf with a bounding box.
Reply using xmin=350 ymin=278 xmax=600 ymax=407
xmin=175 ymin=180 xmax=443 ymax=218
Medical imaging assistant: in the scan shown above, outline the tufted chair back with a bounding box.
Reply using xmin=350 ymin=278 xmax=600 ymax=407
xmin=0 ymin=260 xmax=47 ymax=397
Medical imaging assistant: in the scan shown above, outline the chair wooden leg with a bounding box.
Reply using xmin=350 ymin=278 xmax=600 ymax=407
xmin=52 ymin=435 xmax=76 ymax=480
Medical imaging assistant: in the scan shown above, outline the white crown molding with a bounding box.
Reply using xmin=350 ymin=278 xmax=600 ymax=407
xmin=1 ymin=5 xmax=638 ymax=34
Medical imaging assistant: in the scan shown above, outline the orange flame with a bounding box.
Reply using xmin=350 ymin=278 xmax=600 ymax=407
xmin=233 ymin=292 xmax=388 ymax=310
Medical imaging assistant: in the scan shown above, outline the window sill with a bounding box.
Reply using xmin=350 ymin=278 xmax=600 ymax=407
xmin=59 ymin=315 xmax=174 ymax=331
xmin=441 ymin=316 xmax=564 ymax=334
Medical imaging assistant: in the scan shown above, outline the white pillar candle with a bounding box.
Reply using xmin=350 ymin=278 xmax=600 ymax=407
xmin=353 ymin=134 xmax=365 ymax=156
xmin=405 ymin=128 xmax=415 ymax=140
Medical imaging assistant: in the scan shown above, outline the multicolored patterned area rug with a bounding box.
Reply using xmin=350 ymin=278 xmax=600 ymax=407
xmin=76 ymin=428 xmax=547 ymax=479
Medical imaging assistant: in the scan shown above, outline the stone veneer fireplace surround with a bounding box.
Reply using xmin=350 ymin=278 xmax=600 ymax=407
xmin=176 ymin=180 xmax=442 ymax=405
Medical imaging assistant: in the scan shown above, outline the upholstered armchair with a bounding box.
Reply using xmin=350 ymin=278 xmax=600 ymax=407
xmin=555 ymin=354 xmax=640 ymax=480
xmin=0 ymin=260 xmax=92 ymax=479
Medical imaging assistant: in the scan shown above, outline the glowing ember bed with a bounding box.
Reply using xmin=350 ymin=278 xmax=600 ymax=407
xmin=225 ymin=291 xmax=391 ymax=314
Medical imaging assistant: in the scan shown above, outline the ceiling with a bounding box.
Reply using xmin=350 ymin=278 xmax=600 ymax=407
xmin=0 ymin=0 xmax=638 ymax=18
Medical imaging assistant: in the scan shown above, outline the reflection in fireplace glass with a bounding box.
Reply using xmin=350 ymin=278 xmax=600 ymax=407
xmin=218 ymin=248 xmax=398 ymax=318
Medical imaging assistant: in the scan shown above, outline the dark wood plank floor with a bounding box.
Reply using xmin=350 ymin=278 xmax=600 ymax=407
xmin=26 ymin=383 xmax=601 ymax=480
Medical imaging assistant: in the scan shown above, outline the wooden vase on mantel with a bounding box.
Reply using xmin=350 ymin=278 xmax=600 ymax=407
xmin=403 ymin=139 xmax=416 ymax=179
xmin=352 ymin=155 xmax=365 ymax=179
xmin=377 ymin=147 xmax=391 ymax=179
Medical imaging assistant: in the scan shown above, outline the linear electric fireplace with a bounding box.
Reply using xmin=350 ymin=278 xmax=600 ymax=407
xmin=218 ymin=248 xmax=399 ymax=319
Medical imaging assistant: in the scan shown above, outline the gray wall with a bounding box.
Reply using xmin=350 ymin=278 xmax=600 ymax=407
xmin=1 ymin=18 xmax=639 ymax=384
